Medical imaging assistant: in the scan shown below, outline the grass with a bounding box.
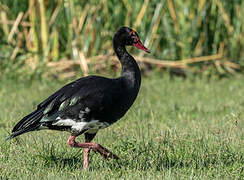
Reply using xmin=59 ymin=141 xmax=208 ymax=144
xmin=0 ymin=73 xmax=243 ymax=179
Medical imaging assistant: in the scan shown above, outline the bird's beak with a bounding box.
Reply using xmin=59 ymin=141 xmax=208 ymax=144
xmin=133 ymin=40 xmax=150 ymax=53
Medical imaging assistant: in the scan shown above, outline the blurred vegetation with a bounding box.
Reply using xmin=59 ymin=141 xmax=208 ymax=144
xmin=0 ymin=0 xmax=244 ymax=78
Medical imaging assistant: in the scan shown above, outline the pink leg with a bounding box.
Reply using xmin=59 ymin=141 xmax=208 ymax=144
xmin=67 ymin=135 xmax=119 ymax=169
xmin=83 ymin=148 xmax=90 ymax=170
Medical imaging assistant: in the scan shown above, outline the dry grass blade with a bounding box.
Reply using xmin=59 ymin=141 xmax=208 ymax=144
xmin=148 ymin=10 xmax=161 ymax=49
xmin=8 ymin=12 xmax=24 ymax=43
xmin=0 ymin=20 xmax=31 ymax=27
xmin=47 ymin=59 xmax=81 ymax=71
xmin=179 ymin=53 xmax=222 ymax=65
xmin=72 ymin=40 xmax=89 ymax=76
xmin=134 ymin=0 xmax=149 ymax=29
xmin=10 ymin=47 xmax=19 ymax=60
xmin=29 ymin=0 xmax=38 ymax=52
xmin=0 ymin=11 xmax=9 ymax=36
xmin=216 ymin=0 xmax=234 ymax=34
xmin=135 ymin=56 xmax=186 ymax=68
xmin=39 ymin=0 xmax=48 ymax=52
xmin=167 ymin=0 xmax=179 ymax=34
xmin=49 ymin=0 xmax=62 ymax=27
xmin=198 ymin=0 xmax=206 ymax=11
xmin=78 ymin=51 xmax=89 ymax=76
xmin=78 ymin=3 xmax=89 ymax=34
xmin=223 ymin=60 xmax=242 ymax=69
xmin=194 ymin=33 xmax=204 ymax=56
xmin=10 ymin=32 xmax=23 ymax=60
xmin=214 ymin=60 xmax=226 ymax=74
xmin=223 ymin=63 xmax=236 ymax=74
xmin=197 ymin=0 xmax=206 ymax=27
xmin=51 ymin=29 xmax=59 ymax=61
xmin=122 ymin=0 xmax=132 ymax=26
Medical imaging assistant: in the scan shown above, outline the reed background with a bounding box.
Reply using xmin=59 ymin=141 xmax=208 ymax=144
xmin=0 ymin=1 xmax=243 ymax=179
xmin=0 ymin=0 xmax=244 ymax=78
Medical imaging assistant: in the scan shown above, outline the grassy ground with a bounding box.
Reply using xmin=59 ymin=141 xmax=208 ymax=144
xmin=0 ymin=74 xmax=243 ymax=179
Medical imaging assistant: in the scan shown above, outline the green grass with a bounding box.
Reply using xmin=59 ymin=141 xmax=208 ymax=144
xmin=0 ymin=74 xmax=243 ymax=179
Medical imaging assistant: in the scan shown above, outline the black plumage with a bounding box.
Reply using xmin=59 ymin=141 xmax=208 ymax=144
xmin=8 ymin=27 xmax=150 ymax=169
xmin=10 ymin=76 xmax=130 ymax=138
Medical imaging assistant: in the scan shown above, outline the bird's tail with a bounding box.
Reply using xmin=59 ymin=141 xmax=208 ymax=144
xmin=7 ymin=108 xmax=44 ymax=140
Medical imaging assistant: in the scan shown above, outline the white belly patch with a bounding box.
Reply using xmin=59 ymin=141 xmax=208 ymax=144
xmin=52 ymin=118 xmax=110 ymax=133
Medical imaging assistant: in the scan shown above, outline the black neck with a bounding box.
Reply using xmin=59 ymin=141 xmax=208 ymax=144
xmin=113 ymin=38 xmax=141 ymax=89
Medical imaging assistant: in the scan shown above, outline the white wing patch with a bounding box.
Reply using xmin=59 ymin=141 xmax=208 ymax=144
xmin=52 ymin=117 xmax=110 ymax=133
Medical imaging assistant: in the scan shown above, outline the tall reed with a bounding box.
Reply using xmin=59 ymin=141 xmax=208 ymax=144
xmin=0 ymin=0 xmax=243 ymax=75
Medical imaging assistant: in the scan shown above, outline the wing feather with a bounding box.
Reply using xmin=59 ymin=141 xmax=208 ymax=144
xmin=9 ymin=76 xmax=121 ymax=139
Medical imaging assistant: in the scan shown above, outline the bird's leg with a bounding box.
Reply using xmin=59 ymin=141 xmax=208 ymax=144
xmin=83 ymin=147 xmax=91 ymax=170
xmin=83 ymin=133 xmax=96 ymax=170
xmin=67 ymin=135 xmax=119 ymax=165
xmin=89 ymin=143 xmax=120 ymax=160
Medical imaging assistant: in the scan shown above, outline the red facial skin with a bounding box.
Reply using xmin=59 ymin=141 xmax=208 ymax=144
xmin=130 ymin=30 xmax=150 ymax=53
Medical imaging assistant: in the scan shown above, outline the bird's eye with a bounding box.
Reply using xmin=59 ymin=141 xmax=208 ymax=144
xmin=129 ymin=30 xmax=139 ymax=43
xmin=129 ymin=30 xmax=135 ymax=36
xmin=133 ymin=36 xmax=139 ymax=43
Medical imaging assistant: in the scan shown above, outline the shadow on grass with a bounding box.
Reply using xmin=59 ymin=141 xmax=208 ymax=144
xmin=35 ymin=149 xmax=191 ymax=172
xmin=36 ymin=149 xmax=122 ymax=171
xmin=34 ymin=137 xmax=241 ymax=172
xmin=35 ymin=150 xmax=193 ymax=171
